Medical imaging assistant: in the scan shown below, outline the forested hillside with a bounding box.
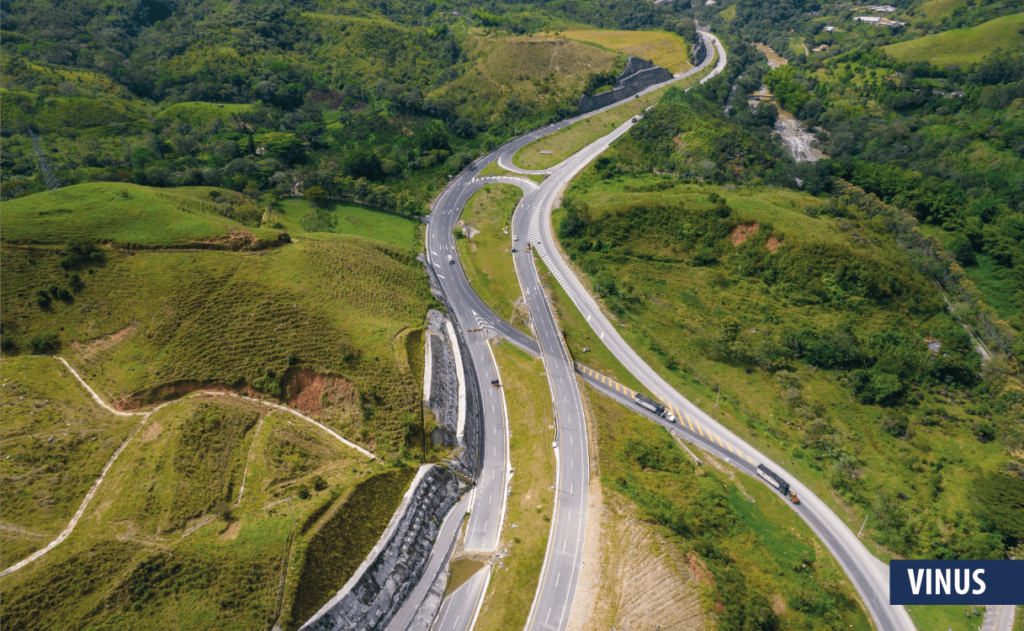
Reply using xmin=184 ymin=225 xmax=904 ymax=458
xmin=0 ymin=0 xmax=696 ymax=211
xmin=551 ymin=0 xmax=1024 ymax=580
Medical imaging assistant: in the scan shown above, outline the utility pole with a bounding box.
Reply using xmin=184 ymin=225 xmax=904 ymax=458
xmin=714 ymin=387 xmax=721 ymax=408
xmin=858 ymin=514 xmax=868 ymax=537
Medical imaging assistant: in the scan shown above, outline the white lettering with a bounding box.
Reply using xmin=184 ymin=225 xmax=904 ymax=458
xmin=955 ymin=569 xmax=970 ymax=595
xmin=927 ymin=568 xmax=932 ymax=595
xmin=908 ymin=568 xmax=926 ymax=595
xmin=972 ymin=569 xmax=986 ymax=595
xmin=935 ymin=569 xmax=951 ymax=595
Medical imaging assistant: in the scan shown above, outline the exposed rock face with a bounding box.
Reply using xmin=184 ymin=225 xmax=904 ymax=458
xmin=577 ymin=57 xmax=673 ymax=114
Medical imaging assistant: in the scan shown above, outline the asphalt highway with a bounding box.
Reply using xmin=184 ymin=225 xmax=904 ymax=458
xmin=523 ymin=44 xmax=917 ymax=627
xmin=416 ymin=32 xmax=729 ymax=631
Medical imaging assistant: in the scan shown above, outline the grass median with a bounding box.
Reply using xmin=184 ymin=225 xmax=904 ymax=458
xmin=457 ymin=185 xmax=531 ymax=335
xmin=479 ymin=161 xmax=547 ymax=183
xmin=472 ymin=341 xmax=555 ymax=631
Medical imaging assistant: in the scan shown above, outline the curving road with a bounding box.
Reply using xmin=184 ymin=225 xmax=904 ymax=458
xmin=418 ymin=26 xmax=913 ymax=631
xmin=517 ymin=35 xmax=916 ymax=631
xmin=408 ymin=32 xmax=728 ymax=631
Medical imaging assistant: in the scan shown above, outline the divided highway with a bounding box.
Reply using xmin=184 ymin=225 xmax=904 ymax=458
xmin=407 ymin=32 xmax=729 ymax=631
xmin=409 ymin=29 xmax=913 ymax=631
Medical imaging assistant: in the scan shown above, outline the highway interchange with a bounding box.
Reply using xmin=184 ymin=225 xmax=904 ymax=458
xmin=402 ymin=29 xmax=917 ymax=631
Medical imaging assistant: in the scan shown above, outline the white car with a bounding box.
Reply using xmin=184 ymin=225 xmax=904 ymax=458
xmin=513 ymin=235 xmax=518 ymax=241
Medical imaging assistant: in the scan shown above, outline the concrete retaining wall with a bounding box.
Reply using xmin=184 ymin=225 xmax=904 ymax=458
xmin=577 ymin=56 xmax=673 ymax=114
xmin=301 ymin=465 xmax=462 ymax=631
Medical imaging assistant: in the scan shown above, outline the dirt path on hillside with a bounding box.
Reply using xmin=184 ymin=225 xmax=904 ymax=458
xmin=0 ymin=357 xmax=375 ymax=577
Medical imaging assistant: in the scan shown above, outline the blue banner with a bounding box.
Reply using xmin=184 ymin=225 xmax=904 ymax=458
xmin=890 ymin=560 xmax=1024 ymax=605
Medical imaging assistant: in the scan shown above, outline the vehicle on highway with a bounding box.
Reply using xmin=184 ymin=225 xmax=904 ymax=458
xmin=789 ymin=492 xmax=800 ymax=504
xmin=513 ymin=235 xmax=518 ymax=241
xmin=756 ymin=464 xmax=791 ymax=495
xmin=447 ymin=255 xmax=454 ymax=264
xmin=666 ymin=411 xmax=676 ymax=423
xmin=634 ymin=392 xmax=666 ymax=417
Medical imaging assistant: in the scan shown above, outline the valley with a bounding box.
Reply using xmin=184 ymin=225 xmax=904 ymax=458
xmin=3 ymin=0 xmax=1024 ymax=630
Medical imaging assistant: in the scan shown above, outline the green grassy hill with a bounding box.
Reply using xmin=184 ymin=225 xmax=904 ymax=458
xmin=0 ymin=379 xmax=409 ymax=631
xmin=883 ymin=13 xmax=1024 ymax=65
xmin=427 ymin=32 xmax=620 ymax=125
xmin=556 ymin=171 xmax=1016 ymax=566
xmin=1 ymin=183 xmax=277 ymax=247
xmin=1 ymin=182 xmax=436 ymax=457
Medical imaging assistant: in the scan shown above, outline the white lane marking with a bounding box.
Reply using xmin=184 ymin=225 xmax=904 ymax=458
xmin=438 ymin=275 xmax=445 ymax=279
xmin=555 ymin=573 xmax=560 ymax=587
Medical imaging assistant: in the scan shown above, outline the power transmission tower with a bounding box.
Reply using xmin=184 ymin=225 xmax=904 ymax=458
xmin=28 ymin=128 xmax=61 ymax=191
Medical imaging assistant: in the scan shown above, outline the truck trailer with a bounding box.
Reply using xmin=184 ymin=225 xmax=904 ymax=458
xmin=756 ymin=464 xmax=790 ymax=495
xmin=634 ymin=393 xmax=666 ymax=416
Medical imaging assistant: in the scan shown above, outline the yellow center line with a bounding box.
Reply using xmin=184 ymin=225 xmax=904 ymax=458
xmin=615 ymin=382 xmax=621 ymax=393
xmin=715 ymin=435 xmax=725 ymax=448
xmin=726 ymin=442 xmax=735 ymax=454
xmin=685 ymin=414 xmax=695 ymax=432
xmin=695 ymin=419 xmax=704 ymax=438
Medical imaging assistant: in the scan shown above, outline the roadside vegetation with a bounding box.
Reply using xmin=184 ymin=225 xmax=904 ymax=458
xmin=472 ymin=342 xmax=556 ymax=631
xmin=556 ymin=167 xmax=1022 ymax=564
xmin=456 ymin=185 xmax=529 ymax=335
xmin=588 ymin=390 xmax=872 ymax=631
xmin=284 ymin=466 xmax=417 ymax=630
xmin=512 ymin=43 xmax=717 ymax=171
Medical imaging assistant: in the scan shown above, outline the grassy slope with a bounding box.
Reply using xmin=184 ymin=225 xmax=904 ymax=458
xmin=0 ymin=356 xmax=139 ymax=565
xmin=473 ymin=342 xmax=556 ymax=631
xmin=590 ymin=391 xmax=872 ymax=630
xmin=559 ymin=176 xmax=1008 ymax=557
xmin=2 ymin=184 xmax=434 ymax=454
xmin=457 ymin=185 xmax=529 ymax=335
xmin=155 ymin=102 xmax=253 ymax=127
xmin=0 ymin=392 xmax=385 ymax=631
xmin=1 ymin=236 xmax=432 ymax=455
xmin=883 ymin=13 xmax=1024 ymax=65
xmin=428 ymin=32 xmax=619 ymax=125
xmin=560 ymin=29 xmax=694 ymax=74
xmin=914 ymin=0 xmax=967 ymax=19
xmin=0 ymin=182 xmax=277 ymax=246
xmin=285 ymin=466 xmax=417 ymax=630
xmin=512 ymin=44 xmax=717 ymax=171
xmin=272 ymin=197 xmax=420 ymax=251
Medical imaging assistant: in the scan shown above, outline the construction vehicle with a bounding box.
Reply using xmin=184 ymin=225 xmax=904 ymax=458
xmin=789 ymin=492 xmax=800 ymax=504
xmin=491 ymin=379 xmax=500 ymax=388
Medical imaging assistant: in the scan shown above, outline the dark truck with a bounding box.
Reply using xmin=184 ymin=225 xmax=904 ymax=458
xmin=633 ymin=393 xmax=675 ymax=422
xmin=757 ymin=464 xmax=800 ymax=504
